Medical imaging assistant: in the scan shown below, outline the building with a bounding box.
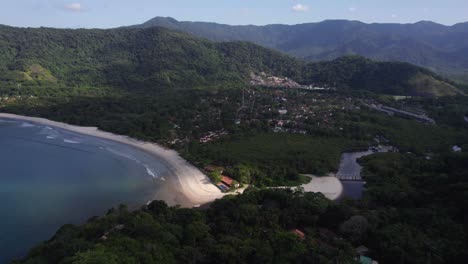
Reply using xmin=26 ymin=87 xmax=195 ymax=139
xmin=221 ymin=175 xmax=234 ymax=187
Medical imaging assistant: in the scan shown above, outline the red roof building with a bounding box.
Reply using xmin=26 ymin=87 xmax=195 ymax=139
xmin=221 ymin=175 xmax=234 ymax=187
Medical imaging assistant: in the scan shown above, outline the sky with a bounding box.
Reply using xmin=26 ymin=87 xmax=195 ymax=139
xmin=1 ymin=0 xmax=467 ymax=28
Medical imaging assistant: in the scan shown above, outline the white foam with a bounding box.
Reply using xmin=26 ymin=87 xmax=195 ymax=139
xmin=146 ymin=167 xmax=156 ymax=178
xmin=46 ymin=136 xmax=56 ymax=139
xmin=20 ymin=122 xmax=36 ymax=128
xmin=63 ymin=139 xmax=79 ymax=144
xmin=105 ymin=148 xmax=160 ymax=179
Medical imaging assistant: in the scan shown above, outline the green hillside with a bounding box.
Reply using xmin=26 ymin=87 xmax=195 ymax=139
xmin=0 ymin=25 xmax=301 ymax=89
xmin=303 ymin=56 xmax=463 ymax=96
xmin=0 ymin=25 xmax=461 ymax=97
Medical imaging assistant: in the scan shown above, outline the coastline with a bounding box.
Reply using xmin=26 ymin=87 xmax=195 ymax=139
xmin=0 ymin=113 xmax=227 ymax=208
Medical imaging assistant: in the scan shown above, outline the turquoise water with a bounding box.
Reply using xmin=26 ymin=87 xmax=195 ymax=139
xmin=0 ymin=119 xmax=170 ymax=263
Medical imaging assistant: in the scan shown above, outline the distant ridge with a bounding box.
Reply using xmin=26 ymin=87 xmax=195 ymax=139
xmin=133 ymin=17 xmax=468 ymax=81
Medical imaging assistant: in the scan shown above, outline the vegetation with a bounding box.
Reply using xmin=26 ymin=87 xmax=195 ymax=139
xmin=302 ymin=56 xmax=462 ymax=96
xmin=186 ymin=134 xmax=358 ymax=186
xmin=207 ymin=168 xmax=222 ymax=183
xmin=358 ymin=152 xmax=468 ymax=263
xmin=0 ymin=25 xmax=300 ymax=89
xmin=15 ymin=189 xmax=359 ymax=264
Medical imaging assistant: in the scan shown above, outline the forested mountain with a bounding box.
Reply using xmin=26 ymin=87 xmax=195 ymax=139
xmin=0 ymin=25 xmax=301 ymax=89
xmin=134 ymin=17 xmax=468 ymax=80
xmin=0 ymin=24 xmax=461 ymax=96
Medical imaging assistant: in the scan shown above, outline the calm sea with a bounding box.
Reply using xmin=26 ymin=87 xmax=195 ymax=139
xmin=0 ymin=119 xmax=170 ymax=263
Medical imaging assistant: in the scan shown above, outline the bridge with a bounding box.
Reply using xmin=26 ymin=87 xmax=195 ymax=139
xmin=336 ymin=173 xmax=363 ymax=181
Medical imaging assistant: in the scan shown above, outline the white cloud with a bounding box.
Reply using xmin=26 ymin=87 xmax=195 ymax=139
xmin=64 ymin=3 xmax=82 ymax=12
xmin=292 ymin=4 xmax=309 ymax=12
xmin=349 ymin=7 xmax=357 ymax=12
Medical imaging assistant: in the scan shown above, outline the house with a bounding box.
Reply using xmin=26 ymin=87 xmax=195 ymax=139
xmin=290 ymin=229 xmax=305 ymax=240
xmin=221 ymin=175 xmax=234 ymax=187
xmin=216 ymin=175 xmax=239 ymax=192
xmin=216 ymin=176 xmax=233 ymax=192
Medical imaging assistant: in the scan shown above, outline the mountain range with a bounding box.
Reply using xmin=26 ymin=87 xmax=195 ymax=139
xmin=0 ymin=23 xmax=462 ymax=97
xmin=135 ymin=17 xmax=468 ymax=81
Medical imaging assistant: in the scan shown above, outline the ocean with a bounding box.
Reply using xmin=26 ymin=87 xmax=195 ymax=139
xmin=0 ymin=118 xmax=170 ymax=262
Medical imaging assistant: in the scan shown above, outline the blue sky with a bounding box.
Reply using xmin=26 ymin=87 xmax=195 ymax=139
xmin=1 ymin=0 xmax=467 ymax=28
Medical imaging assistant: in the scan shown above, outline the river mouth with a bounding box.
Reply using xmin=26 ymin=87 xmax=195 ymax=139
xmin=0 ymin=119 xmax=170 ymax=262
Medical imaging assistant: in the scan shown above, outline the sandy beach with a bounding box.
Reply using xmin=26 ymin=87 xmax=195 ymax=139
xmin=299 ymin=174 xmax=343 ymax=200
xmin=0 ymin=113 xmax=228 ymax=207
xmin=275 ymin=174 xmax=343 ymax=200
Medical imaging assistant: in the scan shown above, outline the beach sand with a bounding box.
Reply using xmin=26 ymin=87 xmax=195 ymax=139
xmin=0 ymin=113 xmax=227 ymax=208
xmin=300 ymin=174 xmax=343 ymax=200
xmin=274 ymin=174 xmax=343 ymax=200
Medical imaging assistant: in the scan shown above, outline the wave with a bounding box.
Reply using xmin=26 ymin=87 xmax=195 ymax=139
xmin=63 ymin=139 xmax=80 ymax=144
xmin=46 ymin=136 xmax=56 ymax=139
xmin=146 ymin=167 xmax=157 ymax=178
xmin=20 ymin=122 xmax=36 ymax=128
xmin=105 ymin=147 xmax=162 ymax=180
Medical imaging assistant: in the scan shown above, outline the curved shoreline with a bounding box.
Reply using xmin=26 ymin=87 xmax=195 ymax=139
xmin=0 ymin=113 xmax=226 ymax=208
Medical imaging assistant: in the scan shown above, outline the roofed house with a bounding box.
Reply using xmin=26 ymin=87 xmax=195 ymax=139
xmin=221 ymin=175 xmax=234 ymax=187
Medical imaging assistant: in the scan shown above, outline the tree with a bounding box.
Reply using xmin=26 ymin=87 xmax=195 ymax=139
xmin=208 ymin=168 xmax=222 ymax=183
xmin=230 ymin=164 xmax=252 ymax=183
xmin=339 ymin=215 xmax=369 ymax=243
xmin=69 ymin=245 xmax=120 ymax=264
